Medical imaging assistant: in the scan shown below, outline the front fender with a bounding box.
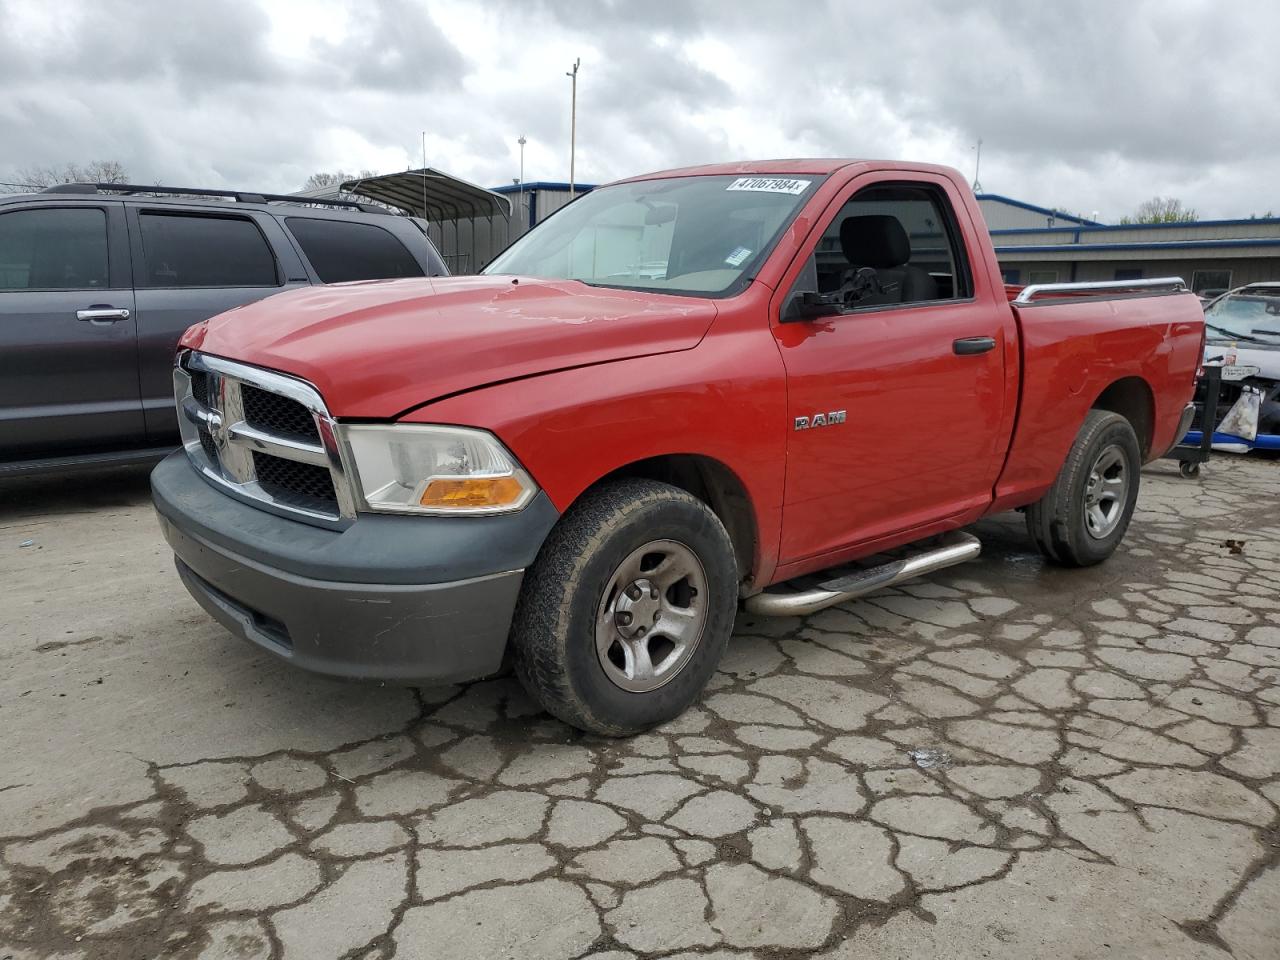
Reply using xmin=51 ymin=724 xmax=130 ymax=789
xmin=404 ymin=334 xmax=788 ymax=585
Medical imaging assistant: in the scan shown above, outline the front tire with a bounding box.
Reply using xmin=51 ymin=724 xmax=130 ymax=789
xmin=1026 ymin=410 xmax=1141 ymax=567
xmin=510 ymin=478 xmax=738 ymax=736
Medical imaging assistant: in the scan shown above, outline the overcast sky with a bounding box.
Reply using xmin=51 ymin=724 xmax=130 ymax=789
xmin=2 ymin=0 xmax=1276 ymax=222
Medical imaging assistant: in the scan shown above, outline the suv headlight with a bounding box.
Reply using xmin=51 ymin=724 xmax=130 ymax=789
xmin=341 ymin=424 xmax=537 ymax=515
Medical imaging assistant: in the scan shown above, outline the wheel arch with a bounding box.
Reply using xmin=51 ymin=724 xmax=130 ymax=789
xmin=583 ymin=454 xmax=760 ymax=590
xmin=1091 ymin=376 xmax=1156 ymax=458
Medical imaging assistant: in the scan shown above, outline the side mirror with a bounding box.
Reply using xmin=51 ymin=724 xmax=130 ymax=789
xmin=783 ymin=290 xmax=842 ymax=322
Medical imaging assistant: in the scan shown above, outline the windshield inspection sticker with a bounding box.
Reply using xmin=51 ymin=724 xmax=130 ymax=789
xmin=726 ymin=177 xmax=811 ymax=195
xmin=724 ymin=246 xmax=753 ymax=267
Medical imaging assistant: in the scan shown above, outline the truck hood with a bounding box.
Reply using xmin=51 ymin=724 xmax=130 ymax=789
xmin=180 ymin=276 xmax=718 ymax=418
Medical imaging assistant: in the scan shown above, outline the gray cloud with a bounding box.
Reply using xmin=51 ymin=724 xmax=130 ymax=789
xmin=306 ymin=0 xmax=465 ymax=91
xmin=1 ymin=0 xmax=1276 ymax=220
xmin=0 ymin=0 xmax=280 ymax=87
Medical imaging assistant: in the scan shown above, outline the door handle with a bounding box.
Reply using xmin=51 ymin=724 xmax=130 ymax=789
xmin=953 ymin=336 xmax=996 ymax=355
xmin=76 ymin=307 xmax=131 ymax=324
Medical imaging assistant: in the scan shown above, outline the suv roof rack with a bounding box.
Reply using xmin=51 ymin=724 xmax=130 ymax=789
xmin=39 ymin=182 xmax=390 ymax=215
xmin=40 ymin=183 xmax=99 ymax=194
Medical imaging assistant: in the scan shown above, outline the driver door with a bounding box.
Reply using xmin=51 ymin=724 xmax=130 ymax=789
xmin=771 ymin=172 xmax=1010 ymax=567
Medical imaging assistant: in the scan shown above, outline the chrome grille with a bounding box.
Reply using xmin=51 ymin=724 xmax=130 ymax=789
xmin=242 ymin=384 xmax=321 ymax=442
xmin=174 ymin=351 xmax=356 ymax=525
xmin=197 ymin=423 xmax=219 ymax=464
xmin=252 ymin=451 xmax=337 ymax=506
xmin=190 ymin=370 xmax=210 ymax=407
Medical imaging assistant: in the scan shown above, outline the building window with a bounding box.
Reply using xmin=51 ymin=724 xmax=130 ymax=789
xmin=1190 ymin=269 xmax=1232 ymax=295
xmin=1027 ymin=270 xmax=1059 ymax=284
xmin=1001 ymin=268 xmax=1021 ymax=284
xmin=1114 ymin=268 xmax=1143 ymax=281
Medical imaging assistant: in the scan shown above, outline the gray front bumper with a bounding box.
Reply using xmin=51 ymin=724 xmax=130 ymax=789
xmin=152 ymin=451 xmax=559 ymax=682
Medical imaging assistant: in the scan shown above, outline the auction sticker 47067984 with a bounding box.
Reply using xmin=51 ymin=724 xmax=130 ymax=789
xmin=726 ymin=177 xmax=811 ymax=195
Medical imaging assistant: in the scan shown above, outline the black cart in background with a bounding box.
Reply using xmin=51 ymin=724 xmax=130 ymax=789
xmin=1162 ymin=364 xmax=1222 ymax=478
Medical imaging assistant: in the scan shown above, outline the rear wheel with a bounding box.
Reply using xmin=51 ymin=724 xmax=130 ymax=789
xmin=1026 ymin=410 xmax=1141 ymax=567
xmin=510 ymin=478 xmax=738 ymax=736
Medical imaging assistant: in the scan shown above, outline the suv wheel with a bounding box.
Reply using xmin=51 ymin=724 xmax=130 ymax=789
xmin=510 ymin=478 xmax=738 ymax=736
xmin=1026 ymin=409 xmax=1141 ymax=567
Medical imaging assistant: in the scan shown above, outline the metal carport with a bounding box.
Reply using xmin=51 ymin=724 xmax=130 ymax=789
xmin=294 ymin=168 xmax=513 ymax=274
xmin=346 ymin=169 xmax=511 ymax=274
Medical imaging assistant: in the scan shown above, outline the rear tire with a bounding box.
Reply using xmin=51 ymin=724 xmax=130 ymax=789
xmin=1026 ymin=410 xmax=1141 ymax=567
xmin=510 ymin=478 xmax=738 ymax=736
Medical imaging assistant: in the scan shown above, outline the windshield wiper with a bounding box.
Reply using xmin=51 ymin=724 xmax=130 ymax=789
xmin=1205 ymin=321 xmax=1267 ymax=343
xmin=1250 ymin=328 xmax=1280 ymax=339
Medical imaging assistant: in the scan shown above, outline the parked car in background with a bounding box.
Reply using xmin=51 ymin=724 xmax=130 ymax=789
xmin=1186 ymin=282 xmax=1280 ymax=451
xmin=0 ymin=184 xmax=447 ymax=476
xmin=151 ymin=159 xmax=1203 ymax=735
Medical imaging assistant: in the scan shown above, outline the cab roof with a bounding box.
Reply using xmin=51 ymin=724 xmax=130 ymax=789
xmin=613 ymin=158 xmax=962 ymax=185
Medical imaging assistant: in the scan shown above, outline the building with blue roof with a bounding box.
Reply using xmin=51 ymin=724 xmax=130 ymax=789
xmin=978 ymin=195 xmax=1280 ymax=293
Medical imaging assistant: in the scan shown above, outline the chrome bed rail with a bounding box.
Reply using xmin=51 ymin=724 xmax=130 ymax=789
xmin=1013 ymin=277 xmax=1187 ymax=304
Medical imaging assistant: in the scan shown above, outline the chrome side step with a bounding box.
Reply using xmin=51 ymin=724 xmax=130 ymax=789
xmin=743 ymin=532 xmax=982 ymax=618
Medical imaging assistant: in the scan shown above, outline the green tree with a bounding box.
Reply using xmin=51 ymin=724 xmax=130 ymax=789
xmin=1119 ymin=196 xmax=1197 ymax=224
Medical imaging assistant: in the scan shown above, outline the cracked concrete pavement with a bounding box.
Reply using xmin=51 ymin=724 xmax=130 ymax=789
xmin=1 ymin=457 xmax=1278 ymax=959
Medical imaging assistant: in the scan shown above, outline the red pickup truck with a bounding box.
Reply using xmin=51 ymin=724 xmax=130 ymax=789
xmin=152 ymin=160 xmax=1204 ymax=735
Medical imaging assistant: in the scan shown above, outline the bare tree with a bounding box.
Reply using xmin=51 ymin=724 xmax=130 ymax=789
xmin=17 ymin=160 xmax=129 ymax=188
xmin=1120 ymin=196 xmax=1198 ymax=224
xmin=303 ymin=169 xmax=379 ymax=191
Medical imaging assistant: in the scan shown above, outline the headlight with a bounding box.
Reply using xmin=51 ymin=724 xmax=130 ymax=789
xmin=341 ymin=424 xmax=537 ymax=515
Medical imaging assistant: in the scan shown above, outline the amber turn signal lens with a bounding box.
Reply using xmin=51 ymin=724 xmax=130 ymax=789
xmin=419 ymin=475 xmax=526 ymax=509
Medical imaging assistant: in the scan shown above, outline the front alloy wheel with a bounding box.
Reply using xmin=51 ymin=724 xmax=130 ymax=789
xmin=596 ymin=540 xmax=708 ymax=693
xmin=511 ymin=478 xmax=738 ymax=736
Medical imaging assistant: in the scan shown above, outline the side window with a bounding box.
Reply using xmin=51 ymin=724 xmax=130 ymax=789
xmin=0 ymin=207 xmax=108 ymax=291
xmin=802 ymin=183 xmax=972 ymax=311
xmin=138 ymin=212 xmax=279 ymax=288
xmin=285 ymin=218 xmax=425 ymax=284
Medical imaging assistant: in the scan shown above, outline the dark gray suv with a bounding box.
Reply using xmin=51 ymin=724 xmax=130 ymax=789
xmin=0 ymin=184 xmax=447 ymax=476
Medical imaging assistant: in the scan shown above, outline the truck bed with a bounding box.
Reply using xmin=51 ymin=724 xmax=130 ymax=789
xmin=991 ymin=281 xmax=1205 ymax=512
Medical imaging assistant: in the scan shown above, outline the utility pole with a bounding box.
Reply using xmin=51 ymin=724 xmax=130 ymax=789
xmin=517 ymin=135 xmax=527 ymax=230
xmin=971 ymin=138 xmax=984 ymax=194
xmin=566 ymin=58 xmax=580 ymax=198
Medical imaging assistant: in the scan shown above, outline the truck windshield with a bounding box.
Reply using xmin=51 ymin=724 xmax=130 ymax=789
xmin=484 ymin=174 xmax=820 ymax=297
xmin=1204 ymin=293 xmax=1280 ymax=342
